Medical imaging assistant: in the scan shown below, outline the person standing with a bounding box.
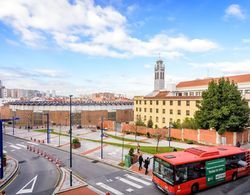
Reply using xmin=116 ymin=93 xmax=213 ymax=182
xmin=137 ymin=143 xmax=140 ymax=154
xmin=236 ymin=141 xmax=241 ymax=147
xmin=144 ymin=157 xmax=150 ymax=175
xmin=138 ymin=154 xmax=143 ymax=170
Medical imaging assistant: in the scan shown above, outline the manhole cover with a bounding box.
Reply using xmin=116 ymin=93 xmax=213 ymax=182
xmin=92 ymin=160 xmax=99 ymax=163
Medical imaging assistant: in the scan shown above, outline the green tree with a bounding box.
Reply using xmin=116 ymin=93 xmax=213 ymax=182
xmin=172 ymin=119 xmax=181 ymax=129
xmin=135 ymin=118 xmax=145 ymax=126
xmin=147 ymin=119 xmax=153 ymax=128
xmin=194 ymin=78 xmax=250 ymax=134
xmin=182 ymin=117 xmax=199 ymax=129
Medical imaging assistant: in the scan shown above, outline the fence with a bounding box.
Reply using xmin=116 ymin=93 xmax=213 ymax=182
xmin=121 ymin=123 xmax=250 ymax=146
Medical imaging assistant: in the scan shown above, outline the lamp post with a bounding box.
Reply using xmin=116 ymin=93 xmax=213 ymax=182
xmin=58 ymin=123 xmax=61 ymax=147
xmin=44 ymin=113 xmax=50 ymax=144
xmin=69 ymin=95 xmax=73 ymax=187
xmin=101 ymin=116 xmax=104 ymax=159
xmin=168 ymin=122 xmax=172 ymax=147
xmin=121 ymin=132 xmax=125 ymax=163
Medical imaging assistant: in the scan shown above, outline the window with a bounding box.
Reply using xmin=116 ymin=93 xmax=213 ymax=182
xmin=135 ymin=100 xmax=138 ymax=104
xmin=186 ymin=101 xmax=190 ymax=106
xmin=170 ymin=118 xmax=173 ymax=122
xmin=156 ymin=100 xmax=159 ymax=105
xmin=150 ymin=116 xmax=152 ymax=120
xmin=150 ymin=108 xmax=152 ymax=113
xmin=153 ymin=158 xmax=174 ymax=185
xmin=162 ymin=109 xmax=165 ymax=114
xmin=178 ymin=110 xmax=181 ymax=115
xmin=170 ymin=109 xmax=173 ymax=114
xmin=136 ymin=107 xmax=138 ymax=111
xmin=226 ymin=153 xmax=247 ymax=170
xmin=139 ymin=108 xmax=141 ymax=112
xmin=139 ymin=100 xmax=141 ymax=104
xmin=150 ymin=100 xmax=152 ymax=105
xmin=190 ymin=92 xmax=194 ymax=96
xmin=156 ymin=109 xmax=159 ymax=113
xmin=156 ymin=117 xmax=159 ymax=122
xmin=170 ymin=100 xmax=173 ymax=105
xmin=178 ymin=100 xmax=181 ymax=106
xmin=144 ymin=108 xmax=147 ymax=112
xmin=196 ymin=100 xmax=200 ymax=107
xmin=184 ymin=92 xmax=188 ymax=96
xmin=163 ymin=100 xmax=165 ymax=105
xmin=144 ymin=100 xmax=147 ymax=105
xmin=144 ymin=115 xmax=146 ymax=121
xmin=186 ymin=110 xmax=190 ymax=116
xmin=162 ymin=117 xmax=165 ymax=123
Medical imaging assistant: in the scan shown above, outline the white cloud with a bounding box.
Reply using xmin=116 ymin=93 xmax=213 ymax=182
xmin=189 ymin=59 xmax=250 ymax=74
xmin=242 ymin=38 xmax=250 ymax=44
xmin=144 ymin=64 xmax=151 ymax=69
xmin=225 ymin=4 xmax=246 ymax=20
xmin=0 ymin=0 xmax=218 ymax=58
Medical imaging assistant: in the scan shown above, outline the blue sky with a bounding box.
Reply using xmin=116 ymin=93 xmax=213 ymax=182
xmin=0 ymin=0 xmax=250 ymax=97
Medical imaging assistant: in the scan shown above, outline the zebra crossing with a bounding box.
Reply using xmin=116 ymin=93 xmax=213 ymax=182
xmin=4 ymin=141 xmax=39 ymax=152
xmin=95 ymin=173 xmax=152 ymax=195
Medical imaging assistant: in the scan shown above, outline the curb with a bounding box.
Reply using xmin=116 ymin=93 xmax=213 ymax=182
xmin=0 ymin=156 xmax=20 ymax=190
xmin=4 ymin=133 xmax=152 ymax=180
xmin=52 ymin=162 xmax=63 ymax=195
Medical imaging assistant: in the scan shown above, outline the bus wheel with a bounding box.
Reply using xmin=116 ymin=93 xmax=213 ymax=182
xmin=232 ymin=172 xmax=237 ymax=181
xmin=191 ymin=184 xmax=199 ymax=194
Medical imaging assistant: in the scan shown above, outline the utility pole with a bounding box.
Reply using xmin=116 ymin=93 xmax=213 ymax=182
xmin=46 ymin=113 xmax=50 ymax=144
xmin=12 ymin=115 xmax=15 ymax=135
xmin=168 ymin=122 xmax=171 ymax=147
xmin=59 ymin=123 xmax=61 ymax=147
xmin=121 ymin=133 xmax=125 ymax=163
xmin=69 ymin=95 xmax=73 ymax=187
xmin=101 ymin=116 xmax=104 ymax=159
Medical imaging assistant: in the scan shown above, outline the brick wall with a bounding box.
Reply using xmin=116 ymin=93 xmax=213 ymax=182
xmin=81 ymin=110 xmax=108 ymax=126
xmin=116 ymin=109 xmax=133 ymax=123
xmin=0 ymin=106 xmax=12 ymax=119
xmin=121 ymin=123 xmax=250 ymax=146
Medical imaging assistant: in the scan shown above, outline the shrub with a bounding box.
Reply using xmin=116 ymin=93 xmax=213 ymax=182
xmin=72 ymin=138 xmax=80 ymax=144
xmin=146 ymin=132 xmax=150 ymax=138
xmin=186 ymin=140 xmax=194 ymax=144
xmin=128 ymin=148 xmax=134 ymax=156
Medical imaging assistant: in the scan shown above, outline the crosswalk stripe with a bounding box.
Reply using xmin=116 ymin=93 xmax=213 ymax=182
xmin=126 ymin=188 xmax=134 ymax=192
xmin=27 ymin=142 xmax=39 ymax=146
xmin=115 ymin=177 xmax=143 ymax=189
xmin=16 ymin=144 xmax=26 ymax=148
xmin=124 ymin=174 xmax=151 ymax=186
xmin=10 ymin=145 xmax=21 ymax=149
xmin=3 ymin=150 xmax=7 ymax=153
xmin=96 ymin=182 xmax=124 ymax=195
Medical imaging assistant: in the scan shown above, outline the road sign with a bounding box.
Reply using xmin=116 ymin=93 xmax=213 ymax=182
xmin=206 ymin=158 xmax=226 ymax=186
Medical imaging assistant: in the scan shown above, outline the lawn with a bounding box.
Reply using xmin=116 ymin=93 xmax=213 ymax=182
xmin=104 ymin=132 xmax=148 ymax=143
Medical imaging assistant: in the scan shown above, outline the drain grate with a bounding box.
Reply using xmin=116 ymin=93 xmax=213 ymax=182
xmin=91 ymin=160 xmax=99 ymax=163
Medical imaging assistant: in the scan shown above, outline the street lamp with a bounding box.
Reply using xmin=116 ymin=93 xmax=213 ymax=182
xmin=168 ymin=122 xmax=172 ymax=147
xmin=101 ymin=116 xmax=104 ymax=159
xmin=44 ymin=113 xmax=50 ymax=144
xmin=69 ymin=95 xmax=73 ymax=187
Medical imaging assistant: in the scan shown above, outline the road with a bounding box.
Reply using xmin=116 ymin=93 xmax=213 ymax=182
xmin=3 ymin=135 xmax=59 ymax=195
xmin=3 ymin=134 xmax=250 ymax=195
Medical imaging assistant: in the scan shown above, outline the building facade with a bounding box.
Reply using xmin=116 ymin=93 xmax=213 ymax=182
xmin=134 ymin=91 xmax=201 ymax=128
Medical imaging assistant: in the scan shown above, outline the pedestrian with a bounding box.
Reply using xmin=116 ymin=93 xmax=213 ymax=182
xmin=137 ymin=143 xmax=140 ymax=154
xmin=236 ymin=141 xmax=241 ymax=147
xmin=138 ymin=154 xmax=143 ymax=171
xmin=144 ymin=157 xmax=150 ymax=175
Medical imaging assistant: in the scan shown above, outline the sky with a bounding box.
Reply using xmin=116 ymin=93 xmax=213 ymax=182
xmin=0 ymin=0 xmax=250 ymax=97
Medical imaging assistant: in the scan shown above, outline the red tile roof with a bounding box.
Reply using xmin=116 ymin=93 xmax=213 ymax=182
xmin=177 ymin=74 xmax=250 ymax=88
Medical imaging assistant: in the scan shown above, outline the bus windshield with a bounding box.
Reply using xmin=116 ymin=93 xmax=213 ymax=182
xmin=153 ymin=157 xmax=174 ymax=185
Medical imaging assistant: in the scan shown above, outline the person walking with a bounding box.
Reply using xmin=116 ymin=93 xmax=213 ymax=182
xmin=144 ymin=157 xmax=150 ymax=175
xmin=137 ymin=143 xmax=140 ymax=154
xmin=236 ymin=141 xmax=241 ymax=147
xmin=138 ymin=154 xmax=143 ymax=171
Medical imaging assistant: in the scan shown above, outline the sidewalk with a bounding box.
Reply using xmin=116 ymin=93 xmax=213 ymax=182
xmin=54 ymin=167 xmax=102 ymax=195
xmin=0 ymin=156 xmax=18 ymax=189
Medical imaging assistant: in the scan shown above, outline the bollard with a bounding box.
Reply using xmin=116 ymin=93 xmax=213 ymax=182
xmin=31 ymin=137 xmax=33 ymax=141
xmin=27 ymin=145 xmax=29 ymax=150
xmin=106 ymin=192 xmax=110 ymax=195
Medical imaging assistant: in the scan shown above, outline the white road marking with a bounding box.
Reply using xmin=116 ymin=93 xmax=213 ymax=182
xmin=27 ymin=142 xmax=39 ymax=146
xmin=3 ymin=150 xmax=7 ymax=153
xmin=11 ymin=150 xmax=15 ymax=152
xmin=115 ymin=177 xmax=143 ymax=189
xmin=10 ymin=145 xmax=21 ymax=150
xmin=126 ymin=188 xmax=134 ymax=192
xmin=6 ymin=142 xmax=12 ymax=144
xmin=124 ymin=174 xmax=151 ymax=186
xmin=16 ymin=175 xmax=38 ymax=194
xmin=16 ymin=144 xmax=26 ymax=148
xmin=96 ymin=182 xmax=124 ymax=195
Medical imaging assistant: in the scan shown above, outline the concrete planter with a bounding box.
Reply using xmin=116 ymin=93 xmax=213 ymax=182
xmin=72 ymin=142 xmax=81 ymax=149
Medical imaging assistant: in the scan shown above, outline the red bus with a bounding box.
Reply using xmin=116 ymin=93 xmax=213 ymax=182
xmin=152 ymin=146 xmax=250 ymax=195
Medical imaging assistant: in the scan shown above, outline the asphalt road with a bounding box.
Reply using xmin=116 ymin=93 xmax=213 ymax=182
xmin=3 ymin=134 xmax=250 ymax=195
xmin=3 ymin=135 xmax=59 ymax=195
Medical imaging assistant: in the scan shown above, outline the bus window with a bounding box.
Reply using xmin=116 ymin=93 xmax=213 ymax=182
xmin=175 ymin=165 xmax=188 ymax=184
xmin=153 ymin=158 xmax=174 ymax=185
